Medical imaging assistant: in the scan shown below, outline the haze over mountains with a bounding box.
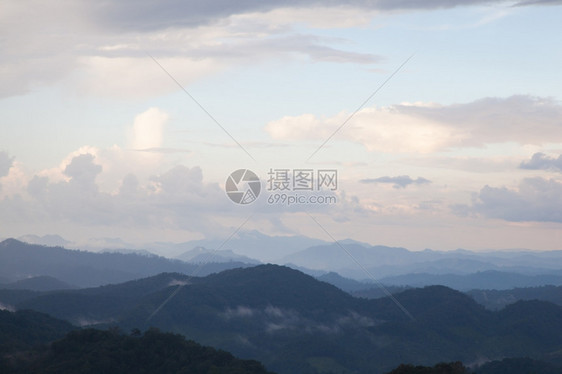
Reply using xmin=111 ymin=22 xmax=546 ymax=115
xmin=3 ymin=235 xmax=562 ymax=292
xmin=281 ymin=242 xmax=562 ymax=277
xmin=7 ymin=231 xmax=328 ymax=261
xmin=176 ymin=247 xmax=261 ymax=265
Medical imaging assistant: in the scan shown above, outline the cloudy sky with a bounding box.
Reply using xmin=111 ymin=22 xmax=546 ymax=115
xmin=1 ymin=0 xmax=562 ymax=254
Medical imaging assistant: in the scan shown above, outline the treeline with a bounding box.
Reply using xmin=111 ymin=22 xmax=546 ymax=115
xmin=385 ymin=359 xmax=562 ymax=374
xmin=1 ymin=326 xmax=274 ymax=374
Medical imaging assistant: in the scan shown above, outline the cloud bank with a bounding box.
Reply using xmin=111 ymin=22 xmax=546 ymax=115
xmin=459 ymin=177 xmax=562 ymax=223
xmin=266 ymin=96 xmax=562 ymax=153
xmin=3 ymin=0 xmax=560 ymax=98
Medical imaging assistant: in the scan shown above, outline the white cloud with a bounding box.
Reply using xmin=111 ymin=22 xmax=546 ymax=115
xmin=265 ymin=96 xmax=562 ymax=154
xmin=4 ymin=151 xmax=226 ymax=231
xmin=223 ymin=305 xmax=255 ymax=319
xmin=128 ymin=107 xmax=168 ymax=150
xmin=241 ymin=6 xmax=379 ymax=29
xmin=0 ymin=138 xmax=365 ymax=246
xmin=396 ymin=96 xmax=562 ymax=147
xmin=265 ymin=107 xmax=462 ymax=153
xmin=75 ymin=56 xmax=224 ymax=98
xmin=0 ymin=161 xmax=27 ymax=199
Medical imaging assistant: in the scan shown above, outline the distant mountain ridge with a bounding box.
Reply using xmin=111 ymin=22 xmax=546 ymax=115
xmin=170 ymin=230 xmax=328 ymax=262
xmin=376 ymin=270 xmax=562 ymax=291
xmin=176 ymin=246 xmax=261 ymax=264
xmin=282 ymin=242 xmax=562 ymax=274
xmin=17 ymin=234 xmax=71 ymax=247
xmin=317 ymin=272 xmax=562 ymax=310
xmin=280 ymin=242 xmax=562 ymax=288
xmin=5 ymin=237 xmax=562 ymax=293
xmin=14 ymin=233 xmax=562 ymax=282
xmin=0 ymin=239 xmax=254 ymax=288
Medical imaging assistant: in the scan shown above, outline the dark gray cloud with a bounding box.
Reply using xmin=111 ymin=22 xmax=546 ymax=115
xmin=0 ymin=1 xmax=383 ymax=98
xmin=0 ymin=151 xmax=14 ymax=178
xmin=520 ymin=152 xmax=562 ymax=172
xmin=119 ymin=174 xmax=140 ymax=197
xmin=515 ymin=0 xmax=562 ymax=5
xmin=64 ymin=154 xmax=102 ymax=183
xmin=87 ymin=0 xmax=464 ymax=31
xmin=90 ymin=0 xmax=281 ymax=31
xmin=460 ymin=177 xmax=562 ymax=222
xmin=27 ymin=176 xmax=49 ymax=199
xmin=91 ymin=0 xmax=559 ymax=32
xmin=360 ymin=175 xmax=431 ymax=189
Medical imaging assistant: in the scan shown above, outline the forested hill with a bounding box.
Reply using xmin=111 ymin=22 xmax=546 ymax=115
xmin=0 ymin=310 xmax=274 ymax=374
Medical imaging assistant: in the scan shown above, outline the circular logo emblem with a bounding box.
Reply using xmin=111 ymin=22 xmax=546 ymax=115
xmin=225 ymin=169 xmax=261 ymax=205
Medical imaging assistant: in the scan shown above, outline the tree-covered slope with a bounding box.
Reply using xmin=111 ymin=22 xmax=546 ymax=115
xmin=2 ymin=328 xmax=275 ymax=374
xmin=4 ymin=265 xmax=562 ymax=373
xmin=0 ymin=309 xmax=75 ymax=353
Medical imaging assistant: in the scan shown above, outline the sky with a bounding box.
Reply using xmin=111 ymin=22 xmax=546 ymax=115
xmin=1 ymin=0 xmax=562 ymax=255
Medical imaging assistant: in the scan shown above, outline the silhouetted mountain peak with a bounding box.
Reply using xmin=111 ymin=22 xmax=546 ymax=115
xmin=0 ymin=238 xmax=25 ymax=247
xmin=499 ymin=298 xmax=562 ymax=319
xmin=381 ymin=285 xmax=489 ymax=324
xmin=204 ymin=264 xmax=352 ymax=295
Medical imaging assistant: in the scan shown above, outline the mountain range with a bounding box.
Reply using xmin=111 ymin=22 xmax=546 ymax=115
xmin=280 ymin=242 xmax=562 ymax=279
xmin=2 ymin=263 xmax=562 ymax=373
xmin=4 ymin=237 xmax=562 ymax=297
xmin=12 ymin=233 xmax=562 ymax=279
xmin=10 ymin=231 xmax=328 ymax=261
xmin=0 ymin=239 xmax=252 ymax=288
